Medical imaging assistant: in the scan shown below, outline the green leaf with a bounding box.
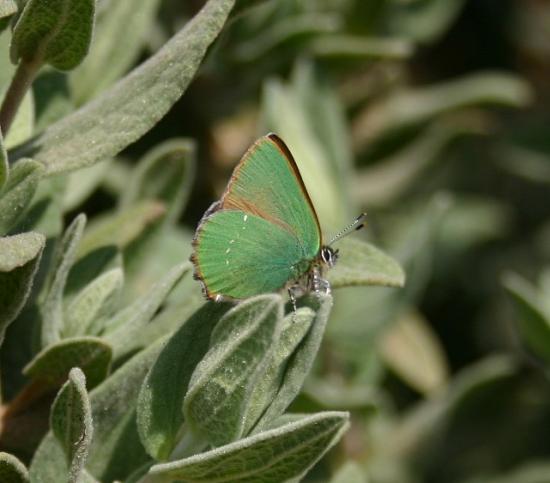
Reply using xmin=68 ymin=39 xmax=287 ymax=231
xmin=70 ymin=0 xmax=162 ymax=104
xmin=0 ymin=231 xmax=45 ymax=344
xmin=62 ymin=161 xmax=108 ymax=211
xmin=13 ymin=0 xmax=235 ymax=175
xmin=23 ymin=336 xmax=112 ymax=389
xmin=0 ymin=126 xmax=7 ymax=191
xmin=63 ymin=268 xmax=123 ymax=338
xmin=50 ymin=367 xmax=93 ymax=483
xmin=39 ymin=214 xmax=86 ymax=347
xmin=103 ymin=262 xmax=189 ymax=360
xmin=353 ymin=72 xmax=533 ymax=151
xmin=0 ymin=159 xmax=44 ymax=235
xmin=243 ymin=306 xmax=315 ymax=434
xmin=254 ymin=294 xmax=333 ymax=431
xmin=10 ymin=0 xmax=95 ymax=70
xmin=183 ymin=295 xmax=284 ymax=447
xmin=381 ymin=310 xmax=449 ymax=396
xmin=503 ymin=273 xmax=550 ymax=364
xmin=328 ymin=237 xmax=405 ymax=289
xmin=33 ymin=69 xmax=73 ymax=132
xmin=150 ymin=411 xmax=350 ymax=483
xmin=3 ymin=89 xmax=34 ymax=149
xmin=137 ymin=303 xmax=229 ymax=461
xmin=330 ymin=461 xmax=368 ymax=483
xmin=76 ymin=200 xmax=165 ymax=258
xmin=310 ymin=35 xmax=413 ymax=60
xmin=0 ymin=452 xmax=29 ymax=483
xmin=30 ymin=338 xmax=165 ymax=482
xmin=120 ymin=138 xmax=196 ymax=225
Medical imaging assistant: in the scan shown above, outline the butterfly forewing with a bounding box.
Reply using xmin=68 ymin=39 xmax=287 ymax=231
xmin=192 ymin=134 xmax=322 ymax=300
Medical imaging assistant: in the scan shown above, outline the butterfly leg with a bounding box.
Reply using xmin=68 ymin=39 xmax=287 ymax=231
xmin=312 ymin=267 xmax=331 ymax=296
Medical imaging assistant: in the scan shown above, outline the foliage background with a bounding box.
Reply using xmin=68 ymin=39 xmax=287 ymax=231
xmin=1 ymin=0 xmax=550 ymax=482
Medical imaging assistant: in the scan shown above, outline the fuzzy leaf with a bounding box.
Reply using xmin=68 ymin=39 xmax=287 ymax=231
xmin=62 ymin=161 xmax=108 ymax=211
xmin=40 ymin=214 xmax=86 ymax=347
xmin=76 ymin=200 xmax=165 ymax=258
xmin=0 ymin=452 xmax=29 ymax=482
xmin=328 ymin=237 xmax=405 ymax=289
xmin=120 ymin=138 xmax=196 ymax=225
xmin=310 ymin=34 xmax=413 ymax=60
xmin=381 ymin=310 xmax=449 ymax=395
xmin=150 ymin=411 xmax=350 ymax=482
xmin=103 ymin=262 xmax=189 ymax=360
xmin=30 ymin=338 xmax=164 ymax=482
xmin=137 ymin=303 xmax=229 ymax=461
xmin=254 ymin=294 xmax=332 ymax=431
xmin=13 ymin=0 xmax=235 ymax=174
xmin=353 ymin=72 xmax=532 ymax=150
xmin=0 ymin=231 xmax=44 ymax=344
xmin=70 ymin=0 xmax=162 ymax=104
xmin=0 ymin=159 xmax=43 ymax=235
xmin=0 ymin=127 xmax=6 ymax=191
xmin=50 ymin=367 xmax=93 ymax=483
xmin=243 ymin=307 xmax=315 ymax=434
xmin=503 ymin=273 xmax=550 ymax=364
xmin=33 ymin=69 xmax=73 ymax=132
xmin=184 ymin=295 xmax=284 ymax=447
xmin=23 ymin=336 xmax=112 ymax=389
xmin=10 ymin=0 xmax=95 ymax=70
xmin=3 ymin=86 xmax=34 ymax=150
xmin=63 ymin=268 xmax=123 ymax=338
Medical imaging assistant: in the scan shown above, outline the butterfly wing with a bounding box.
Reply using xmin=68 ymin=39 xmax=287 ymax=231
xmin=193 ymin=209 xmax=312 ymax=299
xmin=192 ymin=134 xmax=321 ymax=300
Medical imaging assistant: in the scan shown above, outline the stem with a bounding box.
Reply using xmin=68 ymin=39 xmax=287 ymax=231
xmin=0 ymin=58 xmax=41 ymax=136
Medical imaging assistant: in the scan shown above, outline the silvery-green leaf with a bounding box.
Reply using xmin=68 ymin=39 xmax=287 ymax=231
xmin=352 ymin=72 xmax=533 ymax=151
xmin=0 ymin=30 xmax=14 ymax=87
xmin=62 ymin=161 xmax=108 ymax=211
xmin=328 ymin=238 xmax=405 ymax=289
xmin=243 ymin=307 xmax=314 ymax=435
xmin=254 ymin=294 xmax=332 ymax=431
xmin=50 ymin=368 xmax=92 ymax=483
xmin=30 ymin=337 xmax=165 ymax=482
xmin=0 ymin=158 xmax=43 ymax=236
xmin=0 ymin=451 xmax=29 ymax=482
xmin=39 ymin=214 xmax=86 ymax=347
xmin=63 ymin=268 xmax=123 ymax=338
xmin=33 ymin=69 xmax=73 ymax=132
xmin=10 ymin=0 xmax=95 ymax=70
xmin=137 ymin=303 xmax=229 ymax=461
xmin=76 ymin=201 xmax=165 ymax=258
xmin=310 ymin=35 xmax=413 ymax=59
xmin=23 ymin=336 xmax=112 ymax=389
xmin=330 ymin=461 xmax=368 ymax=483
xmin=0 ymin=125 xmax=6 ymax=191
xmin=183 ymin=295 xmax=284 ymax=447
xmin=120 ymin=138 xmax=196 ymax=225
xmin=503 ymin=273 xmax=550 ymax=364
xmin=3 ymin=89 xmax=34 ymax=149
xmin=150 ymin=411 xmax=350 ymax=483
xmin=0 ymin=231 xmax=44 ymax=345
xmin=381 ymin=310 xmax=449 ymax=396
xmin=103 ymin=262 xmax=189 ymax=360
xmin=70 ymin=0 xmax=162 ymax=104
xmin=12 ymin=0 xmax=235 ymax=175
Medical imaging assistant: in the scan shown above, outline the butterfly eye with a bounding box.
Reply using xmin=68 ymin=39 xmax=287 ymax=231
xmin=321 ymin=246 xmax=337 ymax=267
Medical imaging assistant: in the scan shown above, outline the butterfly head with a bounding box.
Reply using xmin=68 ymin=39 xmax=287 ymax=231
xmin=320 ymin=246 xmax=338 ymax=268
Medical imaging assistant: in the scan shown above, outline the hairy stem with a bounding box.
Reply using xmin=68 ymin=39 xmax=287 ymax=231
xmin=0 ymin=59 xmax=41 ymax=136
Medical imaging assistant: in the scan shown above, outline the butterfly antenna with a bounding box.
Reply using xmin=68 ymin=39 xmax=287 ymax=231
xmin=329 ymin=212 xmax=367 ymax=245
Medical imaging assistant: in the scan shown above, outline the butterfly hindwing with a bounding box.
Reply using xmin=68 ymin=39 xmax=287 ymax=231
xmin=193 ymin=210 xmax=311 ymax=299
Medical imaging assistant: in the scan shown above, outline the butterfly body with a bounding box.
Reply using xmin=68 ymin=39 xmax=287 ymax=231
xmin=191 ymin=133 xmax=334 ymax=301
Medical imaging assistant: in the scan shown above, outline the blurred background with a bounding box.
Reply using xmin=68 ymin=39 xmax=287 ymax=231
xmin=7 ymin=0 xmax=550 ymax=481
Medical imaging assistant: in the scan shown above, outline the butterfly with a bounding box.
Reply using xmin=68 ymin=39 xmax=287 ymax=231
xmin=191 ymin=133 xmax=365 ymax=304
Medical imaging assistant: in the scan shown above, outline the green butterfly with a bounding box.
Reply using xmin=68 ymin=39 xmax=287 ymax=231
xmin=191 ymin=133 xmax=364 ymax=303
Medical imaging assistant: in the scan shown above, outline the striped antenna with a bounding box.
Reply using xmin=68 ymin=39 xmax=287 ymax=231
xmin=329 ymin=212 xmax=367 ymax=245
